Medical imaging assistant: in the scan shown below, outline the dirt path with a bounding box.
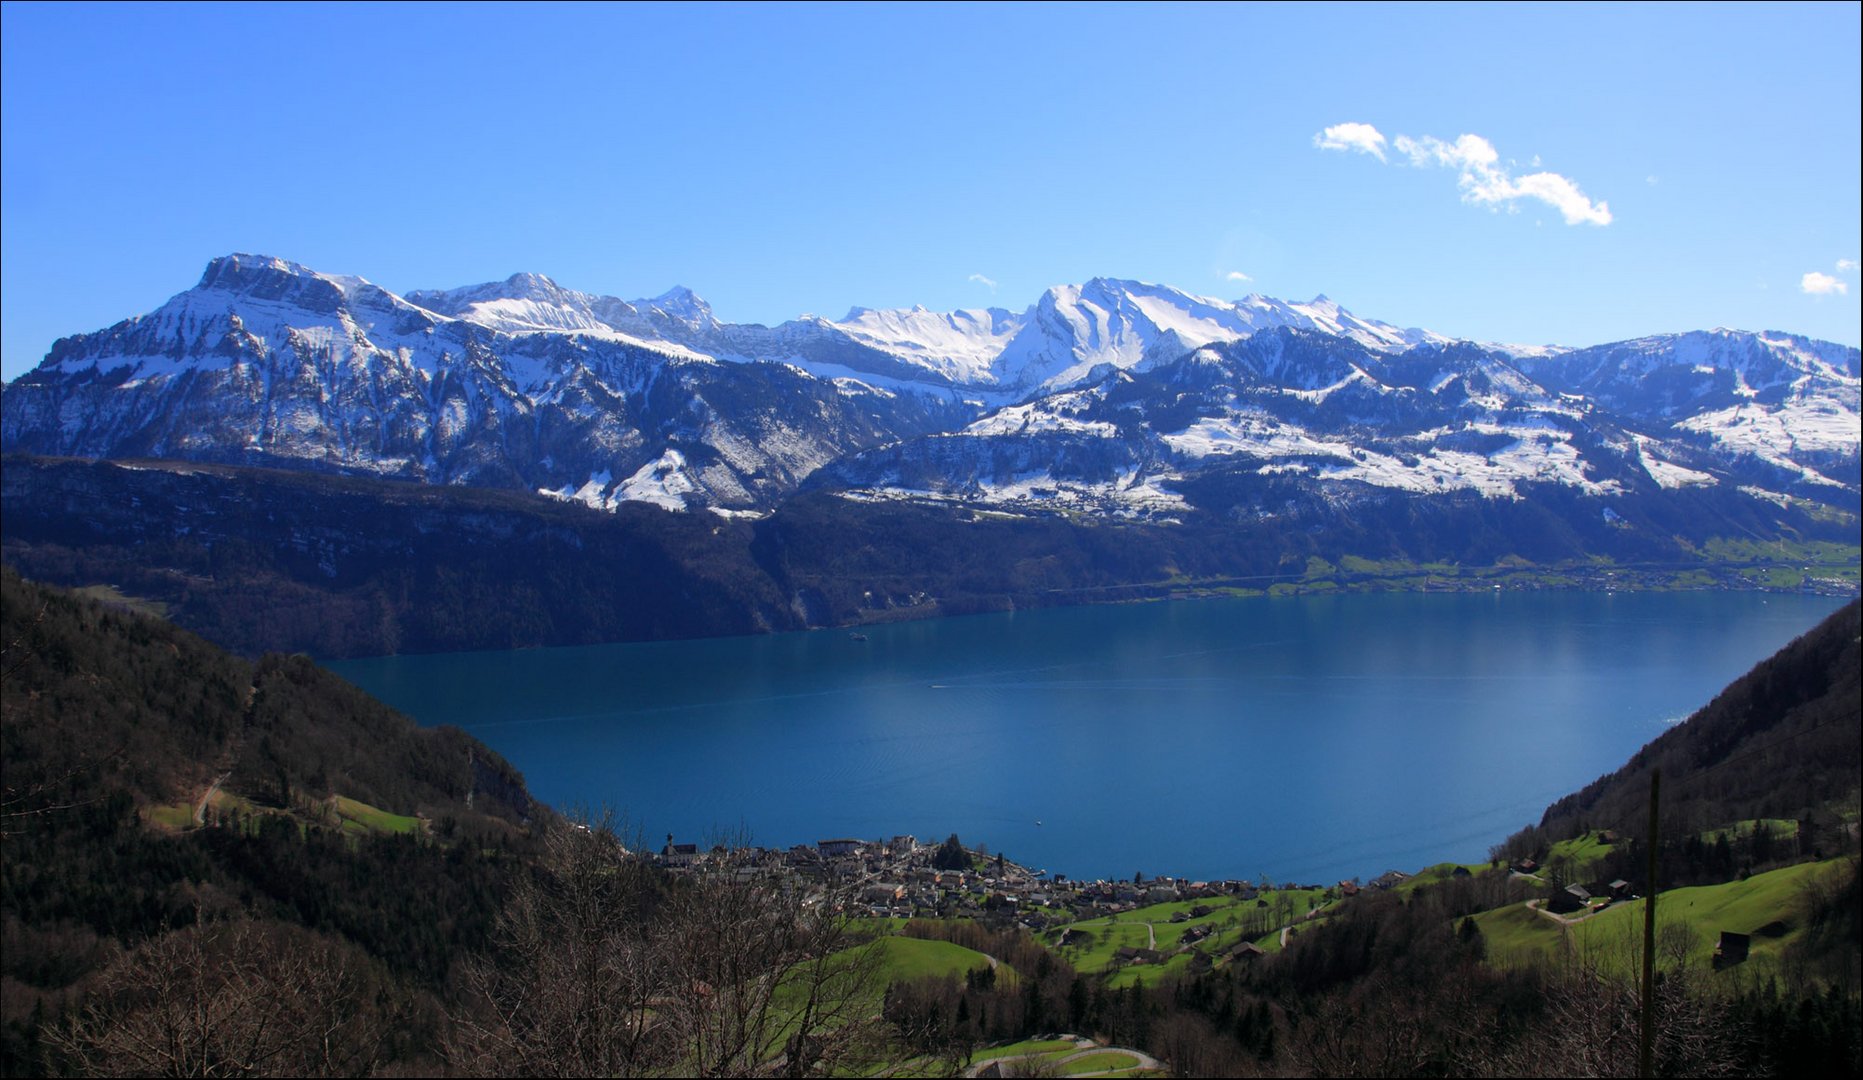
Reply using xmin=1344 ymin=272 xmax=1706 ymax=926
xmin=193 ymin=683 xmax=255 ymax=826
xmin=193 ymin=771 xmax=230 ymax=825
xmin=963 ymin=1036 xmax=1164 ymax=1077
xmin=1526 ymin=897 xmax=1607 ymax=926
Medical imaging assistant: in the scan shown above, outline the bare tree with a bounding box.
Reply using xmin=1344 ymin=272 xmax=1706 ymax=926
xmin=47 ymin=917 xmax=387 ymax=1077
xmin=1283 ymin=981 xmax=1438 ymax=1078
xmin=1517 ymin=922 xmax=1742 ymax=1078
xmin=447 ymin=810 xmax=669 ymax=1076
xmin=996 ymin=1050 xmax=1067 ymax=1077
xmin=448 ymin=810 xmax=885 ymax=1077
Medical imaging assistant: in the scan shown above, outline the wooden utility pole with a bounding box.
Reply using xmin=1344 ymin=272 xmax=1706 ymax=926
xmin=1639 ymin=768 xmax=1660 ymax=1078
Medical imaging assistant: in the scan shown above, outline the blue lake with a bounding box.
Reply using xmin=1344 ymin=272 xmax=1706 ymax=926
xmin=330 ymin=590 xmax=1844 ymax=885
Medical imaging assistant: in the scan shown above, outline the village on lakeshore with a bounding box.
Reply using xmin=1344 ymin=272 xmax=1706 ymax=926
xmin=654 ymin=831 xmax=1447 ymax=968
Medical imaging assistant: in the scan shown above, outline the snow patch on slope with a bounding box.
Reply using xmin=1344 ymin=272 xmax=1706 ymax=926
xmin=1161 ymin=413 xmax=1619 ymax=498
xmin=1631 ymin=435 xmax=1717 ymax=489
xmin=828 ymin=306 xmax=1023 ymax=383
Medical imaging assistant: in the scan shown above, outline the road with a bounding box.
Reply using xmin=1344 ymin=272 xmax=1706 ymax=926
xmin=963 ymin=1035 xmax=1165 ymax=1077
xmin=193 ymin=770 xmax=229 ymax=825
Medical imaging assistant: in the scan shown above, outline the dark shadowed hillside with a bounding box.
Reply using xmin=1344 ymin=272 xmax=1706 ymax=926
xmin=1 ymin=567 xmax=540 ymax=1073
xmin=1 ymin=566 xmax=531 ymax=825
xmin=6 ymin=455 xmax=1854 ymax=659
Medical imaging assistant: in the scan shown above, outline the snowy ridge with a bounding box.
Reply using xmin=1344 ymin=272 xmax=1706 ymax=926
xmin=412 ymin=271 xmax=1464 ymax=394
xmin=826 ymin=305 xmax=1024 ymax=383
xmin=819 ymin=324 xmax=1856 ymax=514
xmin=3 ymin=253 xmax=1857 ymax=520
xmin=405 ymin=273 xmax=714 ymax=362
xmin=6 ymin=254 xmax=959 ymax=512
xmin=976 ymin=280 xmax=1454 ymax=393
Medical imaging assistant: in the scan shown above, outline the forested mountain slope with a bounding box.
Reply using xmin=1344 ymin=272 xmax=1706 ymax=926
xmin=0 ymin=567 xmax=537 ymax=1072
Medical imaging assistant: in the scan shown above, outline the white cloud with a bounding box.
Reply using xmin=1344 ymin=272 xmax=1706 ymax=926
xmin=1502 ymin=171 xmax=1614 ymax=226
xmin=1313 ymin=122 xmax=1387 ymax=161
xmin=1225 ymin=270 xmax=1253 ymax=283
xmin=1646 ymin=175 xmax=1659 ymax=186
xmin=1801 ymin=271 xmax=1848 ymax=296
xmin=1392 ymin=132 xmax=1499 ymax=171
xmin=1838 ymin=258 xmax=1859 ymax=272
xmin=1323 ymin=125 xmax=1611 ymax=226
xmin=967 ymin=273 xmax=997 ymax=290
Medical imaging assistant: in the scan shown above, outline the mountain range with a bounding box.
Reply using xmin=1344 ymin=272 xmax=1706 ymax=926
xmin=3 ymin=254 xmax=1857 ymax=523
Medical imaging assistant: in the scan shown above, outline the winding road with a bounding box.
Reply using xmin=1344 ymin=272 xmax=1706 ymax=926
xmin=963 ymin=1035 xmax=1164 ymax=1077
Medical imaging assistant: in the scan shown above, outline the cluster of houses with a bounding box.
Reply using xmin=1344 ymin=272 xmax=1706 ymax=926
xmin=656 ymin=832 xmax=1080 ymax=922
xmin=654 ymin=833 xmax=1327 ymax=927
xmin=1505 ymin=854 xmax=1637 ymax=916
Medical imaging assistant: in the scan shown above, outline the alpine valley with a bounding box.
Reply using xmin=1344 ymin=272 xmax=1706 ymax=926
xmin=2 ymin=254 xmax=1858 ymax=657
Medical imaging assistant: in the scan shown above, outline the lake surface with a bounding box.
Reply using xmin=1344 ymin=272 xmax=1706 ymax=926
xmin=331 ymin=591 xmax=1845 ymax=885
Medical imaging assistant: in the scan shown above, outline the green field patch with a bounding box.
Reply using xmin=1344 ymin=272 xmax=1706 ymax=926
xmin=73 ymin=583 xmax=169 ymax=619
xmin=1061 ymin=1050 xmax=1143 ymax=1074
xmin=1251 ymin=927 xmax=1286 ymax=953
xmin=1046 ymin=894 xmax=1267 ymax=971
xmin=1700 ymin=818 xmax=1799 ymax=845
xmin=1471 ymin=902 xmax=1565 ymax=967
xmin=1475 ymin=859 xmax=1848 ymax=980
xmin=144 ymin=801 xmax=195 ymax=830
xmin=1058 ymin=893 xmax=1328 ymax=986
xmin=869 ymin=936 xmax=1006 ymax=987
xmin=973 ymin=1037 xmax=1080 ymax=1062
xmin=766 ymin=938 xmax=957 ymax=1052
xmin=1739 ymin=566 xmax=1806 ymax=588
xmin=1106 ymin=940 xmax=1254 ymax=988
xmin=1105 ymin=952 xmax=1186 ymax=990
xmin=328 ymin=794 xmax=422 ymax=835
xmin=1047 ymin=918 xmax=1155 ymax=974
xmin=1562 ymin=859 xmax=1844 ymax=980
xmin=1699 ymin=537 xmax=1861 ymax=566
xmin=205 ymin=789 xmax=274 ymax=829
xmin=1338 ymin=554 xmax=1418 ymax=575
xmin=1392 ymin=861 xmax=1498 ymax=896
xmin=1545 ymin=832 xmax=1620 ymax=880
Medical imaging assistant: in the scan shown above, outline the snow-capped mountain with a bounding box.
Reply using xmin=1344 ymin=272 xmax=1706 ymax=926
xmin=1515 ymin=330 xmax=1861 ymax=490
xmin=2 ymin=254 xmax=1856 ymax=521
xmin=400 ymin=269 xmax=1456 ymax=392
xmin=815 ymin=326 xmax=1860 ymax=518
xmin=0 ymin=255 xmax=971 ymax=512
xmin=976 ymin=280 xmax=1455 ymax=392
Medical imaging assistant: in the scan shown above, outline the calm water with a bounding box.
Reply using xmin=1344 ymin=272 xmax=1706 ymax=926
xmin=331 ymin=591 xmax=1844 ymax=885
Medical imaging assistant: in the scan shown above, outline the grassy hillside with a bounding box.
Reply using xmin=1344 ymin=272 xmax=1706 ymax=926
xmin=1474 ymin=857 xmax=1856 ymax=981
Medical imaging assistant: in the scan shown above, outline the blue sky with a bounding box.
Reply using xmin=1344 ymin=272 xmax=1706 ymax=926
xmin=3 ymin=2 xmax=1858 ymax=379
